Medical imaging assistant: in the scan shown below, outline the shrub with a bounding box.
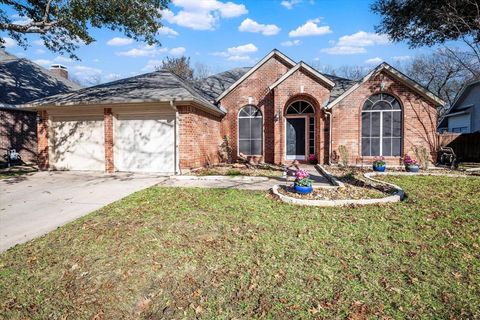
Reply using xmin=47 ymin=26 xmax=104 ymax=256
xmin=338 ymin=145 xmax=349 ymax=167
xmin=413 ymin=145 xmax=430 ymax=169
xmin=219 ymin=135 xmax=233 ymax=163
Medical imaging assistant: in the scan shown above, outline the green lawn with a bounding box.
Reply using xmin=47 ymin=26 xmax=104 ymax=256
xmin=1 ymin=176 xmax=479 ymax=319
xmin=0 ymin=169 xmax=37 ymax=180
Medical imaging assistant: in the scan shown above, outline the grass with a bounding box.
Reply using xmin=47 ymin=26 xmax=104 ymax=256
xmin=1 ymin=176 xmax=479 ymax=319
xmin=0 ymin=169 xmax=37 ymax=180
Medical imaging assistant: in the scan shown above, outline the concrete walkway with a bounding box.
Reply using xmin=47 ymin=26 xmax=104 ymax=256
xmin=298 ymin=164 xmax=331 ymax=187
xmin=0 ymin=171 xmax=167 ymax=252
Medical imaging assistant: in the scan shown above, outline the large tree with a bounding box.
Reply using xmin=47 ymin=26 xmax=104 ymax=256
xmin=372 ymin=0 xmax=480 ymax=78
xmin=0 ymin=0 xmax=170 ymax=59
xmin=157 ymin=56 xmax=194 ymax=82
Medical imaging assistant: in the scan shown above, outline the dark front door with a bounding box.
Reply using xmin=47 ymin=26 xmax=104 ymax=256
xmin=286 ymin=118 xmax=306 ymax=159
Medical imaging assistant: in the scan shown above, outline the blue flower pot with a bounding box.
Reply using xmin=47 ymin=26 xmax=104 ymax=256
xmin=294 ymin=184 xmax=313 ymax=194
xmin=373 ymin=164 xmax=386 ymax=172
xmin=406 ymin=165 xmax=420 ymax=172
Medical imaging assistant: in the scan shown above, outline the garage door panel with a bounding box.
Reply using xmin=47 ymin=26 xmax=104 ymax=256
xmin=114 ymin=115 xmax=175 ymax=173
xmin=50 ymin=117 xmax=105 ymax=171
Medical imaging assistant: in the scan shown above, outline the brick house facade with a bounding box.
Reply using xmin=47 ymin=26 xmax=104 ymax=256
xmin=216 ymin=50 xmax=443 ymax=167
xmin=0 ymin=107 xmax=37 ymax=164
xmin=27 ymin=50 xmax=443 ymax=173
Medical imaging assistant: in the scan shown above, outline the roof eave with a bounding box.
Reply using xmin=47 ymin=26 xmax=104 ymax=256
xmin=269 ymin=62 xmax=335 ymax=90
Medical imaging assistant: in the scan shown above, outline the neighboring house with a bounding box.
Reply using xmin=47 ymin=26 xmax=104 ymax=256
xmin=438 ymin=79 xmax=480 ymax=133
xmin=0 ymin=49 xmax=80 ymax=164
xmin=22 ymin=49 xmax=444 ymax=174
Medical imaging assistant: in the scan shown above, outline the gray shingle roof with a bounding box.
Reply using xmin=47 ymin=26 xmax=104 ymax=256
xmin=197 ymin=67 xmax=251 ymax=102
xmin=25 ymin=69 xmax=223 ymax=115
xmin=0 ymin=50 xmax=81 ymax=105
xmin=321 ymin=73 xmax=358 ymax=103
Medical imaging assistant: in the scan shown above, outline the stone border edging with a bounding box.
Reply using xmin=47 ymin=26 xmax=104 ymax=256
xmin=271 ymin=170 xmax=405 ymax=207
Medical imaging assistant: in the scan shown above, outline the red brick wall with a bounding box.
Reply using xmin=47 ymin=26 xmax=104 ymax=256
xmin=331 ymin=70 xmax=439 ymax=165
xmin=178 ymin=105 xmax=223 ymax=169
xmin=0 ymin=108 xmax=37 ymax=165
xmin=37 ymin=110 xmax=49 ymax=169
xmin=219 ymin=56 xmax=292 ymax=163
xmin=104 ymin=108 xmax=114 ymax=173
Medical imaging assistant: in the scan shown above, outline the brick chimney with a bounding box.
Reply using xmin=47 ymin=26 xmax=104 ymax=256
xmin=50 ymin=64 xmax=69 ymax=80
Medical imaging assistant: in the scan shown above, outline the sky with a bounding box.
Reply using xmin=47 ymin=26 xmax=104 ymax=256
xmin=1 ymin=0 xmax=447 ymax=85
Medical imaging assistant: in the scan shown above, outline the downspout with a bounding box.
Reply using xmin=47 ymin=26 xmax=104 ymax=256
xmin=169 ymin=99 xmax=180 ymax=175
xmin=324 ymin=108 xmax=333 ymax=165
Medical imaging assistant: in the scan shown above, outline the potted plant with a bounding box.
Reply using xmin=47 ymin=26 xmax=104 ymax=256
xmin=293 ymin=169 xmax=314 ymax=194
xmin=308 ymin=154 xmax=318 ymax=165
xmin=372 ymin=156 xmax=386 ymax=172
xmin=404 ymin=154 xmax=420 ymax=172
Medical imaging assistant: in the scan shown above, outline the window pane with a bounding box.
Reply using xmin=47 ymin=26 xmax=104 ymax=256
xmin=369 ymin=94 xmax=382 ymax=103
xmin=383 ymin=111 xmax=392 ymax=137
xmin=239 ymin=140 xmax=250 ymax=154
xmin=371 ymin=112 xmax=381 ymax=137
xmin=362 ymin=138 xmax=371 ymax=156
xmin=250 ymin=118 xmax=262 ymax=139
xmin=391 ymin=100 xmax=401 ymax=110
xmin=239 ymin=108 xmax=249 ymax=117
xmin=363 ymin=100 xmax=373 ymax=110
xmin=362 ymin=112 xmax=370 ymax=137
xmin=392 ymin=138 xmax=401 ymax=156
xmin=393 ymin=112 xmax=401 ymax=137
xmin=371 ymin=137 xmax=380 ymax=156
xmin=382 ymin=137 xmax=392 ymax=156
xmin=373 ymin=101 xmax=391 ymax=110
xmin=251 ymin=139 xmax=262 ymax=155
xmin=239 ymin=118 xmax=250 ymax=139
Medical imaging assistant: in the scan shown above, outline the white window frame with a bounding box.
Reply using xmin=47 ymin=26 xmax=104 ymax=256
xmin=237 ymin=105 xmax=263 ymax=156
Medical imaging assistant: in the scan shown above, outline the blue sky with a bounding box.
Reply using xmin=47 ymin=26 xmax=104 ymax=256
xmin=1 ymin=0 xmax=446 ymax=84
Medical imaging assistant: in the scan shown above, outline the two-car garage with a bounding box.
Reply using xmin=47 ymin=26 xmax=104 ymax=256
xmin=48 ymin=109 xmax=177 ymax=174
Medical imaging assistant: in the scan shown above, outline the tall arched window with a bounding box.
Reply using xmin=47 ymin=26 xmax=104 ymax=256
xmin=361 ymin=93 xmax=402 ymax=156
xmin=238 ymin=105 xmax=263 ymax=155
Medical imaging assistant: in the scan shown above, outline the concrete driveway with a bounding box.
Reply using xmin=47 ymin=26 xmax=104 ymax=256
xmin=0 ymin=171 xmax=167 ymax=252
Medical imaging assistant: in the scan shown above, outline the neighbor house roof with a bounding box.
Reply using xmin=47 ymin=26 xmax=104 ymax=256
xmin=326 ymin=62 xmax=445 ymax=109
xmin=22 ymin=69 xmax=225 ymax=116
xmin=215 ymin=49 xmax=297 ymax=102
xmin=197 ymin=67 xmax=251 ymax=102
xmin=0 ymin=49 xmax=81 ymax=105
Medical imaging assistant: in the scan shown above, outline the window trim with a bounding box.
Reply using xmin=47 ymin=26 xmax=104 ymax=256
xmin=237 ymin=105 xmax=263 ymax=156
xmin=361 ymin=93 xmax=403 ymax=157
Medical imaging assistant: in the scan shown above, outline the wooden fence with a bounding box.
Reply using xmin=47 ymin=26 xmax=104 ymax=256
xmin=439 ymin=132 xmax=480 ymax=162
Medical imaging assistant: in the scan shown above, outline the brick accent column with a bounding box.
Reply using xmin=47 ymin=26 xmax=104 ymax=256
xmin=37 ymin=110 xmax=49 ymax=170
xmin=104 ymin=108 xmax=114 ymax=173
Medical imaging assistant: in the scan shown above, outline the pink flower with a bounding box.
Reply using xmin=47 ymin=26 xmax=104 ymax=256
xmin=295 ymin=169 xmax=309 ymax=180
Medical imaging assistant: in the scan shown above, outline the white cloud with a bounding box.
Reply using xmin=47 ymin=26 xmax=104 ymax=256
xmin=107 ymin=37 xmax=134 ymax=46
xmin=53 ymin=56 xmax=73 ymax=64
xmin=104 ymin=73 xmax=122 ymax=82
xmin=392 ymin=55 xmax=411 ymax=62
xmin=321 ymin=31 xmax=390 ymax=55
xmin=10 ymin=14 xmax=32 ymax=25
xmin=161 ymin=0 xmax=247 ymax=30
xmin=281 ymin=39 xmax=301 ymax=47
xmin=33 ymin=39 xmax=44 ymax=46
xmin=169 ymin=46 xmax=186 ymax=55
xmin=281 ymin=0 xmax=302 ymax=9
xmin=238 ymin=18 xmax=280 ymax=36
xmin=2 ymin=37 xmax=16 ymax=48
xmin=157 ymin=26 xmax=179 ymax=37
xmin=142 ymin=59 xmax=163 ymax=72
xmin=321 ymin=46 xmax=367 ymax=55
xmin=289 ymin=19 xmax=332 ymax=37
xmin=227 ymin=43 xmax=257 ymax=55
xmin=35 ymin=49 xmax=46 ymax=54
xmin=212 ymin=43 xmax=257 ymax=62
xmin=116 ymin=45 xmax=168 ymax=57
xmin=92 ymin=58 xmax=100 ymax=63
xmin=33 ymin=59 xmax=51 ymax=66
xmin=365 ymin=57 xmax=383 ymax=65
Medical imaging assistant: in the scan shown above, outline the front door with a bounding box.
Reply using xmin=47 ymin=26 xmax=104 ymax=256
xmin=286 ymin=117 xmax=306 ymax=160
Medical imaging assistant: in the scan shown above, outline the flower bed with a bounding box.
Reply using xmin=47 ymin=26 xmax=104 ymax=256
xmin=191 ymin=164 xmax=283 ymax=178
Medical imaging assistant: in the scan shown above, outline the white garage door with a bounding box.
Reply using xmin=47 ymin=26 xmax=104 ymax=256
xmin=114 ymin=114 xmax=175 ymax=173
xmin=50 ymin=116 xmax=105 ymax=171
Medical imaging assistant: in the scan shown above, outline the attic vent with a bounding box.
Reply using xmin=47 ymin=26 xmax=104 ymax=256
xmin=50 ymin=64 xmax=69 ymax=80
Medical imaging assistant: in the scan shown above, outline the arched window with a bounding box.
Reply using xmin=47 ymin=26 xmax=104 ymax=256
xmin=361 ymin=93 xmax=402 ymax=156
xmin=286 ymin=101 xmax=314 ymax=114
xmin=238 ymin=105 xmax=263 ymax=155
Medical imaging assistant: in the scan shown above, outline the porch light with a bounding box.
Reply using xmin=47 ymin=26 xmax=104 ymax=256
xmin=274 ymin=111 xmax=280 ymax=122
xmin=380 ymin=82 xmax=386 ymax=91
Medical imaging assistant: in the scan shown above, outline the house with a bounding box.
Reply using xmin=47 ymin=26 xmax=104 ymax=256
xmin=22 ymin=49 xmax=444 ymax=174
xmin=438 ymin=79 xmax=480 ymax=133
xmin=0 ymin=49 xmax=80 ymax=164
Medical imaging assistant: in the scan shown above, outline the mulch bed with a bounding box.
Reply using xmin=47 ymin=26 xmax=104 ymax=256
xmin=191 ymin=164 xmax=284 ymax=178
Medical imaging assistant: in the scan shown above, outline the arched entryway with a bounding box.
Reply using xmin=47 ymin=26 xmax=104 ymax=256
xmin=284 ymin=100 xmax=316 ymax=160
